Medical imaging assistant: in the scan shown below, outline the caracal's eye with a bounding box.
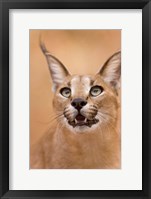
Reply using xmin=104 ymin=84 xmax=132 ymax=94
xmin=60 ymin=87 xmax=71 ymax=98
xmin=90 ymin=86 xmax=103 ymax=97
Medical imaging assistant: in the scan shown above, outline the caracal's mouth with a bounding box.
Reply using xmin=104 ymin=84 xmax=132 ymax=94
xmin=68 ymin=113 xmax=99 ymax=128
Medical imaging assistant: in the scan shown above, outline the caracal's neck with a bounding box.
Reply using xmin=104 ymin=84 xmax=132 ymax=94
xmin=54 ymin=122 xmax=119 ymax=150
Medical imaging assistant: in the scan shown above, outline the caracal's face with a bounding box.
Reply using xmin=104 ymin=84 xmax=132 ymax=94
xmin=53 ymin=74 xmax=118 ymax=133
xmin=40 ymin=42 xmax=121 ymax=133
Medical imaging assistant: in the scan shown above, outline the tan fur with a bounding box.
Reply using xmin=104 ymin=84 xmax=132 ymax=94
xmin=30 ymin=46 xmax=121 ymax=169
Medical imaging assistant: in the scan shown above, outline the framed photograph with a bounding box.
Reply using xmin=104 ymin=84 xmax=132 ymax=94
xmin=0 ymin=0 xmax=150 ymax=198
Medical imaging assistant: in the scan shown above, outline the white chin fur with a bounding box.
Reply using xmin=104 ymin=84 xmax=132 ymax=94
xmin=67 ymin=120 xmax=99 ymax=134
xmin=60 ymin=116 xmax=99 ymax=134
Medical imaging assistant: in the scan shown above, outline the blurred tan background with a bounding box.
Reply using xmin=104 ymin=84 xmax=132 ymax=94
xmin=30 ymin=30 xmax=121 ymax=147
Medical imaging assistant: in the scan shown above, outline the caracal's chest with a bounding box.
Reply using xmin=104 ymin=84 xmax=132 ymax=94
xmin=42 ymin=127 xmax=120 ymax=169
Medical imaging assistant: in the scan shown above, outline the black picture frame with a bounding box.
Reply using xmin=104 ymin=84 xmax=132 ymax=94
xmin=0 ymin=0 xmax=150 ymax=198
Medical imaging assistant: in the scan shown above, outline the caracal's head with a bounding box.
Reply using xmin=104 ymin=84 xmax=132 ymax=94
xmin=40 ymin=43 xmax=121 ymax=133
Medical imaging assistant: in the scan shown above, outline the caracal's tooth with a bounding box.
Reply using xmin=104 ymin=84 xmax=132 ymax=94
xmin=75 ymin=119 xmax=78 ymax=124
xmin=84 ymin=118 xmax=87 ymax=123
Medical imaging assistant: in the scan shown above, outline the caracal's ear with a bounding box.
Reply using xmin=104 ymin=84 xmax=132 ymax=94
xmin=98 ymin=51 xmax=121 ymax=92
xmin=40 ymin=42 xmax=70 ymax=92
